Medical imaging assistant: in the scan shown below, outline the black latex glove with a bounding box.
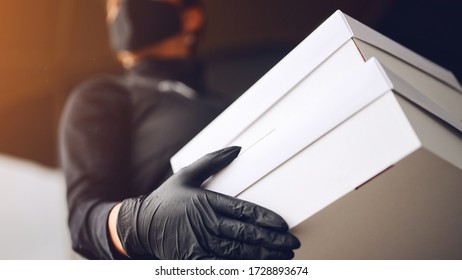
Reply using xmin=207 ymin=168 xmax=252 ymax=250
xmin=117 ymin=146 xmax=300 ymax=259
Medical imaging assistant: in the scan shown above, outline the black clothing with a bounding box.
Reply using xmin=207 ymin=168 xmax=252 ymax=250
xmin=59 ymin=58 xmax=226 ymax=259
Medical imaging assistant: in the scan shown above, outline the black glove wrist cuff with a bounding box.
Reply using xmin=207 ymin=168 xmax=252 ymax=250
xmin=117 ymin=197 xmax=158 ymax=259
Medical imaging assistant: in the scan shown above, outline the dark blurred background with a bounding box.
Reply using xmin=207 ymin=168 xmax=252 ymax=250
xmin=0 ymin=0 xmax=461 ymax=167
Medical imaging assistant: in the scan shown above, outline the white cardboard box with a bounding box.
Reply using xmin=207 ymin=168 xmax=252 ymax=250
xmin=171 ymin=11 xmax=462 ymax=258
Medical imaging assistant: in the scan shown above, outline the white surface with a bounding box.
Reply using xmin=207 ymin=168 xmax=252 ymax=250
xmin=206 ymin=59 xmax=394 ymax=198
xmin=0 ymin=155 xmax=72 ymax=259
xmin=229 ymin=40 xmax=364 ymax=153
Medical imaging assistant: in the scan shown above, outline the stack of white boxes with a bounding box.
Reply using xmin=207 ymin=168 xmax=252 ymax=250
xmin=171 ymin=10 xmax=462 ymax=259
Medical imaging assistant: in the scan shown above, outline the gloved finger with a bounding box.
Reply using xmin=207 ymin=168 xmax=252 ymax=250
xmin=207 ymin=236 xmax=295 ymax=260
xmin=179 ymin=146 xmax=241 ymax=187
xmin=206 ymin=191 xmax=289 ymax=231
xmin=210 ymin=216 xmax=300 ymax=250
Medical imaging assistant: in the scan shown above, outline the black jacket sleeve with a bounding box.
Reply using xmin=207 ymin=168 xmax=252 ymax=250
xmin=59 ymin=77 xmax=131 ymax=259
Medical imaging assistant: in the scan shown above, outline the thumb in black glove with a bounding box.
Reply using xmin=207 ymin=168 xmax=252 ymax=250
xmin=117 ymin=146 xmax=300 ymax=259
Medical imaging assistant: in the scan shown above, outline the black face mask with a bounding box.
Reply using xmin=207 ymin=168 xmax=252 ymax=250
xmin=109 ymin=0 xmax=182 ymax=52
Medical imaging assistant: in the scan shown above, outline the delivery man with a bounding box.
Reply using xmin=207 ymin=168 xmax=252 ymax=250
xmin=59 ymin=0 xmax=300 ymax=259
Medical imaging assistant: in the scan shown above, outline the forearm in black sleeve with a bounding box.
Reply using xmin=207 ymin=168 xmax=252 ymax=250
xmin=59 ymin=78 xmax=131 ymax=259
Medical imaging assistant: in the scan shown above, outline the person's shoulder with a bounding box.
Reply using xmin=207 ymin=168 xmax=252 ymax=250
xmin=67 ymin=74 xmax=130 ymax=108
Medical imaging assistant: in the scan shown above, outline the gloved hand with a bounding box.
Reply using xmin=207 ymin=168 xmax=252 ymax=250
xmin=116 ymin=146 xmax=300 ymax=259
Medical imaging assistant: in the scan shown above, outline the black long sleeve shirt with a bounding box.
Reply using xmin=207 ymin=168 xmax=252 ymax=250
xmin=59 ymin=58 xmax=225 ymax=259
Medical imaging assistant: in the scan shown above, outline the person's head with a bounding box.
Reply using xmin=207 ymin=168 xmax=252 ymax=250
xmin=106 ymin=0 xmax=205 ymax=68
